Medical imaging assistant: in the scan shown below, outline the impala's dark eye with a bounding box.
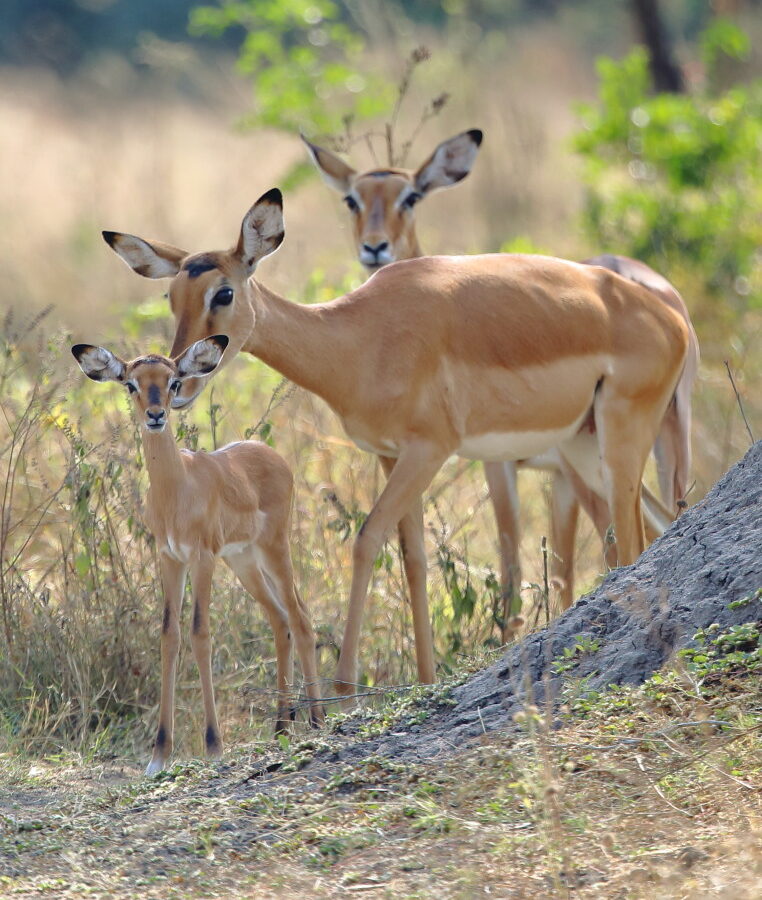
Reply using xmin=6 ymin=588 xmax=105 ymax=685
xmin=170 ymin=380 xmax=182 ymax=393
xmin=126 ymin=382 xmax=137 ymax=394
xmin=402 ymin=191 xmax=422 ymax=209
xmin=212 ymin=286 xmax=234 ymax=308
xmin=343 ymin=195 xmax=359 ymax=212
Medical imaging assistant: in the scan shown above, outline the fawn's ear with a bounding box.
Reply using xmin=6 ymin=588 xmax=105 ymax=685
xmin=102 ymin=231 xmax=187 ymax=279
xmin=236 ymin=189 xmax=285 ymax=274
xmin=71 ymin=344 xmax=127 ymax=383
xmin=413 ymin=129 xmax=483 ymax=195
xmin=301 ymin=135 xmax=356 ymax=194
xmin=175 ymin=335 xmax=229 ymax=379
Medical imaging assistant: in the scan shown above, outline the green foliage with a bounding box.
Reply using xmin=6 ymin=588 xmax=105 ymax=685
xmin=189 ymin=0 xmax=392 ymax=134
xmin=498 ymin=235 xmax=552 ymax=256
xmin=678 ymin=615 xmax=761 ymax=679
xmin=551 ymin=634 xmax=601 ymax=674
xmin=574 ymin=26 xmax=762 ymax=313
xmin=433 ymin=535 xmax=504 ymax=660
xmin=700 ymin=17 xmax=751 ymax=74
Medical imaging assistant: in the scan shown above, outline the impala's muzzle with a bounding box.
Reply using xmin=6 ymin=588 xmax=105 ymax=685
xmin=360 ymin=240 xmax=394 ymax=269
xmin=145 ymin=408 xmax=167 ymax=431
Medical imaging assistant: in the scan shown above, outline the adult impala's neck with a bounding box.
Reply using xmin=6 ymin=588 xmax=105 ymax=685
xmin=241 ymin=280 xmax=355 ymax=415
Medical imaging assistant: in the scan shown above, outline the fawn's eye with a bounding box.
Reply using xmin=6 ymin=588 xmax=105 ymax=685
xmin=126 ymin=382 xmax=137 ymax=394
xmin=343 ymin=195 xmax=359 ymax=212
xmin=170 ymin=380 xmax=181 ymax=393
xmin=212 ymin=286 xmax=234 ymax=308
xmin=402 ymin=191 xmax=422 ymax=209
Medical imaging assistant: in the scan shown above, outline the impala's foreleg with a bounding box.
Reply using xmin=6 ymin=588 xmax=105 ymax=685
xmin=292 ymin=586 xmax=325 ymax=728
xmin=335 ymin=443 xmax=448 ymax=699
xmin=482 ymin=461 xmax=522 ymax=638
xmin=262 ymin=543 xmax=324 ymax=729
xmin=226 ymin=551 xmax=294 ymax=734
xmin=147 ymin=555 xmax=187 ymax=776
xmin=189 ymin=552 xmax=223 ymax=760
xmin=379 ymin=456 xmax=435 ymax=684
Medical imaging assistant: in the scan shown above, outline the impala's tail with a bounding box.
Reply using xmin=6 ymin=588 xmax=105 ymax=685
xmin=584 ymin=254 xmax=699 ymax=514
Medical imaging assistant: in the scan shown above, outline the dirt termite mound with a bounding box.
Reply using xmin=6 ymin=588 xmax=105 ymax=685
xmin=331 ymin=441 xmax=762 ymax=765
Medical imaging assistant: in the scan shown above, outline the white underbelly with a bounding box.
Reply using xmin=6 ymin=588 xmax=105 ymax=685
xmin=516 ymin=448 xmax=563 ymax=471
xmin=458 ymin=412 xmax=589 ymax=463
xmin=220 ymin=511 xmax=267 ymax=558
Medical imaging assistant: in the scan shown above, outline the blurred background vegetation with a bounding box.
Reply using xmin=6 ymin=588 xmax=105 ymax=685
xmin=0 ymin=0 xmax=760 ymax=760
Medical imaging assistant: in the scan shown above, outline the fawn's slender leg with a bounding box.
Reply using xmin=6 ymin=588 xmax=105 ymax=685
xmin=261 ymin=542 xmax=324 ymax=728
xmin=189 ymin=551 xmax=223 ymax=759
xmin=146 ymin=554 xmax=187 ymax=776
xmin=226 ymin=551 xmax=295 ymax=733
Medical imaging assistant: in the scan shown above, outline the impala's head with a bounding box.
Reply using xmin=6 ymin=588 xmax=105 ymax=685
xmin=101 ymin=188 xmax=284 ymax=409
xmin=72 ymin=336 xmax=229 ymax=433
xmin=303 ymin=129 xmax=482 ymax=271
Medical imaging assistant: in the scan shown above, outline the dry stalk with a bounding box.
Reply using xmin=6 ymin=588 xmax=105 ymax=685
xmin=724 ymin=359 xmax=755 ymax=445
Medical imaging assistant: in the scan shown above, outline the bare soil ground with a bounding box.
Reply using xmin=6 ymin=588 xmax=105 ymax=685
xmin=1 ymin=664 xmax=760 ymax=899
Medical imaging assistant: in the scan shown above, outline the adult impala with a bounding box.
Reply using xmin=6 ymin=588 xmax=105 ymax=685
xmin=303 ymin=129 xmax=699 ymax=613
xmin=73 ymin=335 xmax=323 ymax=773
xmin=102 ymin=189 xmax=689 ymax=696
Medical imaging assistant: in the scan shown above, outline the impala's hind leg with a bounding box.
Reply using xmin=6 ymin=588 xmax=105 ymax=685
xmin=483 ymin=461 xmax=522 ymax=637
xmin=592 ymin=389 xmax=667 ymax=567
xmin=226 ymin=551 xmax=295 ymax=734
xmin=261 ymin=542 xmax=324 ymax=729
xmin=548 ymin=471 xmax=579 ymax=610
xmin=653 ymin=391 xmax=692 ymax=514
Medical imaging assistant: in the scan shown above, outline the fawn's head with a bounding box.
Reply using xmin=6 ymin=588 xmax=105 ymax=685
xmin=303 ymin=129 xmax=482 ymax=270
xmin=72 ymin=336 xmax=229 ymax=433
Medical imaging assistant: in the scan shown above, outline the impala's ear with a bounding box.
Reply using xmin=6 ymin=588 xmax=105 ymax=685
xmin=301 ymin=135 xmax=356 ymax=194
xmin=71 ymin=344 xmax=127 ymax=383
xmin=175 ymin=335 xmax=229 ymax=379
xmin=236 ymin=189 xmax=285 ymax=273
xmin=413 ymin=129 xmax=483 ymax=195
xmin=102 ymin=231 xmax=187 ymax=279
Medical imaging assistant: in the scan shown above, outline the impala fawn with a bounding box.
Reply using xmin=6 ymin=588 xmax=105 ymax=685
xmin=72 ymin=334 xmax=323 ymax=774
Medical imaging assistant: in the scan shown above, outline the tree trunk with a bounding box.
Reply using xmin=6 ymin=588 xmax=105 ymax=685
xmin=630 ymin=0 xmax=685 ymax=93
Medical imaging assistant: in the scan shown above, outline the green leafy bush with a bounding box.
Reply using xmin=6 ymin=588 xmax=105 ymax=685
xmin=190 ymin=0 xmax=391 ymax=134
xmin=574 ymin=23 xmax=762 ymax=316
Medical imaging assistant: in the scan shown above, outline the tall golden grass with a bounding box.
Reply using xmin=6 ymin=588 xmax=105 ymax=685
xmin=0 ymin=35 xmax=758 ymax=760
